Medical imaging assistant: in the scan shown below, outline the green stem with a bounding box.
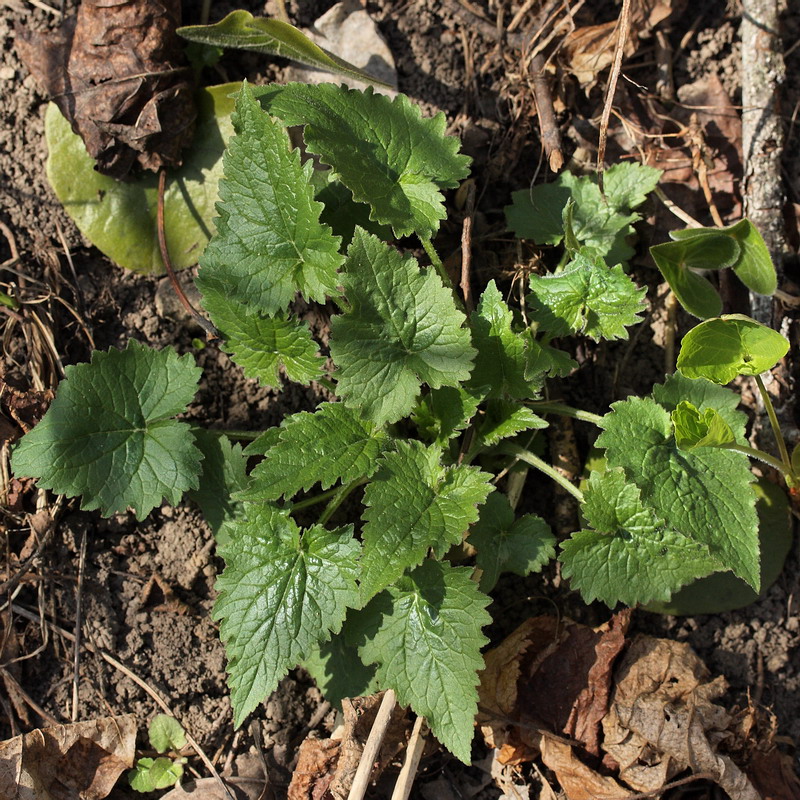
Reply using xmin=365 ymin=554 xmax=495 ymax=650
xmin=496 ymin=442 xmax=585 ymax=503
xmin=317 ymin=376 xmax=337 ymax=395
xmin=290 ymin=485 xmax=345 ymax=512
xmin=420 ymin=237 xmax=465 ymax=311
xmin=209 ymin=429 xmax=262 ymax=441
xmin=318 ymin=478 xmax=364 ymax=526
xmin=526 ymin=401 xmax=604 ymax=426
xmin=724 ymin=443 xmax=793 ymax=478
xmin=754 ymin=374 xmax=793 ymax=475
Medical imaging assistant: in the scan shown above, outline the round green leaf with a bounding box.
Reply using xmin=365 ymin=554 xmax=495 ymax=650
xmin=148 ymin=714 xmax=186 ymax=753
xmin=46 ymin=84 xmax=237 ymax=274
xmin=645 ymin=479 xmax=792 ymax=615
xmin=677 ymin=314 xmax=789 ymax=384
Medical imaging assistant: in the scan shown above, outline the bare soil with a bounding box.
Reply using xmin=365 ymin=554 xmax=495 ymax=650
xmin=1 ymin=0 xmax=799 ymax=798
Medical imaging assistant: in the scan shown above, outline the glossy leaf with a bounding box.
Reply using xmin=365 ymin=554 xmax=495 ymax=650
xmin=671 ymin=401 xmax=736 ymax=450
xmin=178 ymin=11 xmax=391 ymax=87
xmin=46 ymin=85 xmax=236 ymax=274
xmin=677 ymin=314 xmax=789 ymax=384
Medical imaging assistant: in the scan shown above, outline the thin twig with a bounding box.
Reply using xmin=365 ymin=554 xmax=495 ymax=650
xmin=653 ymin=186 xmax=703 ymax=228
xmin=0 ymin=667 xmax=61 ymax=725
xmin=460 ymin=180 xmax=476 ymax=313
xmin=530 ymin=53 xmax=563 ymax=173
xmin=347 ymin=689 xmax=396 ymax=800
xmin=597 ymin=0 xmax=632 ymax=191
xmin=620 ymin=771 xmax=717 ymax=799
xmin=71 ymin=527 xmax=87 ymax=722
xmin=157 ymin=169 xmax=219 ymax=341
xmin=11 ymin=603 xmax=236 ymax=800
xmin=390 ymin=716 xmax=427 ymax=800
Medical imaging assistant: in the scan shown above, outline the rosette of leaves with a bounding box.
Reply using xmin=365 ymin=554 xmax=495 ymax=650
xmin=12 ymin=80 xmax=767 ymax=763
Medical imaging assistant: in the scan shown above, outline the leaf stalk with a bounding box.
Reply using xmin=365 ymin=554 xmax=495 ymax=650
xmin=496 ymin=442 xmax=585 ymax=503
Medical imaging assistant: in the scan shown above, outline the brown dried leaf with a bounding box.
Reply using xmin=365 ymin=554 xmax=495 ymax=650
xmin=0 ymin=715 xmax=137 ymax=799
xmin=602 ymin=636 xmax=761 ymax=799
xmin=16 ymin=0 xmax=196 ymax=178
xmin=540 ymin=737 xmax=629 ymax=800
xmin=559 ymin=21 xmax=638 ymax=90
xmin=478 ymin=612 xmax=630 ymax=764
xmin=162 ymin=776 xmax=268 ymax=799
xmin=288 ymin=738 xmax=340 ymax=800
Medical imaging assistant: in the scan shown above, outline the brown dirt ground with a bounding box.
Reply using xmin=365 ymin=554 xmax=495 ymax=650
xmin=2 ymin=0 xmax=800 ymax=798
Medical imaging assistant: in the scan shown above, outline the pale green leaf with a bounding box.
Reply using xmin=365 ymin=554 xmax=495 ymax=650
xmin=527 ymin=252 xmax=646 ymax=341
xmin=253 ymin=83 xmax=471 ymax=238
xmin=196 ymin=81 xmax=343 ymax=315
xmin=200 ymin=278 xmax=323 ymax=387
xmin=468 ymin=280 xmax=537 ymax=398
xmin=359 ymin=441 xmax=493 ymax=602
xmin=677 ymin=314 xmax=790 ymax=384
xmin=149 ymin=715 xmax=187 ymax=753
xmin=214 ymin=505 xmax=360 ymax=726
xmin=469 ymin=492 xmax=554 ymax=592
xmin=601 ymin=162 xmax=662 ymax=209
xmin=355 ymin=561 xmax=491 ymax=763
xmin=596 ymin=396 xmax=760 ymax=588
xmin=178 ymin=11 xmax=390 ymax=87
xmin=46 ymin=85 xmax=236 ymax=274
xmin=650 ymin=234 xmax=740 ymax=319
xmin=670 ymin=219 xmax=776 ymax=296
xmin=330 ymin=229 xmax=475 ymax=425
xmin=561 ymin=469 xmax=720 ymax=607
xmin=12 ymin=340 xmax=202 ymax=520
xmin=129 ymin=757 xmax=184 ymax=792
xmin=474 ymin=401 xmax=547 ymax=447
xmin=671 ymin=401 xmax=736 ymax=450
xmin=240 ymin=402 xmax=390 ymax=502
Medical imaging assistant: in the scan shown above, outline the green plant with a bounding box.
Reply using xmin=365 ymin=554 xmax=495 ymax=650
xmin=12 ymin=81 xmax=789 ymax=761
xmin=128 ymin=715 xmax=188 ymax=792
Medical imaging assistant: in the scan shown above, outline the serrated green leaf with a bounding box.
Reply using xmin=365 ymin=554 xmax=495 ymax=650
xmin=200 ymin=278 xmax=323 ymax=388
xmin=677 ymin=314 xmax=789 ymax=384
xmin=196 ymin=81 xmax=343 ymax=315
xmin=672 ymin=401 xmax=736 ymax=450
xmin=129 ymin=757 xmax=184 ymax=792
xmin=315 ymin=177 xmax=394 ymax=247
xmin=596 ymin=396 xmax=759 ymax=588
xmin=253 ymin=83 xmax=471 ymax=238
xmin=474 ymin=401 xmax=547 ymax=447
xmin=412 ymin=386 xmax=484 ymax=446
xmin=214 ymin=505 xmax=360 ymax=726
xmin=561 ymin=469 xmax=720 ymax=606
xmin=240 ymin=402 xmax=389 ymax=502
xmin=505 ymin=183 xmax=571 ymax=245
xmin=650 ymin=234 xmax=741 ymax=319
xmin=12 ymin=340 xmax=202 ymax=520
xmin=301 ymin=616 xmax=379 ymax=708
xmin=46 ymin=85 xmax=236 ymax=274
xmin=467 ymin=281 xmax=537 ymax=399
xmin=670 ymin=219 xmax=776 ymax=296
xmin=187 ymin=430 xmax=249 ymax=544
xmin=651 ymin=372 xmax=747 ymax=440
xmin=360 ymin=441 xmax=492 ymax=601
xmin=646 ymin=478 xmax=792 ymax=615
xmin=149 ymin=715 xmax=186 ymax=753
xmin=469 ymin=492 xmax=554 ymax=592
xmin=330 ymin=230 xmax=475 ymax=425
xmin=523 ymin=335 xmax=577 ymax=381
xmin=506 ymin=164 xmax=660 ymax=264
xmin=178 ymin=11 xmax=391 ymax=88
xmin=354 ymin=560 xmax=491 ymax=763
xmin=527 ymin=252 xmax=646 ymax=341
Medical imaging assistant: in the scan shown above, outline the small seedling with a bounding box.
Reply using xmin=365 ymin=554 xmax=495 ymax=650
xmin=129 ymin=715 xmax=187 ymax=793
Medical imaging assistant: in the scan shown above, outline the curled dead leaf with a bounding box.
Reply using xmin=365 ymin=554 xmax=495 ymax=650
xmin=16 ymin=0 xmax=196 ymax=178
xmin=0 ymin=715 xmax=136 ymax=800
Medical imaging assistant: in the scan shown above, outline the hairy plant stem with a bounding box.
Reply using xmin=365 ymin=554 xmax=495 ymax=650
xmin=527 ymin=401 xmax=604 ymax=426
xmin=318 ymin=479 xmax=363 ymax=526
xmin=212 ymin=429 xmax=262 ymax=441
xmin=724 ymin=443 xmax=792 ymax=478
xmin=421 ymin=237 xmax=465 ymax=311
xmin=496 ymin=442 xmax=585 ymax=503
xmin=754 ymin=374 xmax=794 ymax=481
xmin=292 ymin=478 xmax=368 ymax=514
